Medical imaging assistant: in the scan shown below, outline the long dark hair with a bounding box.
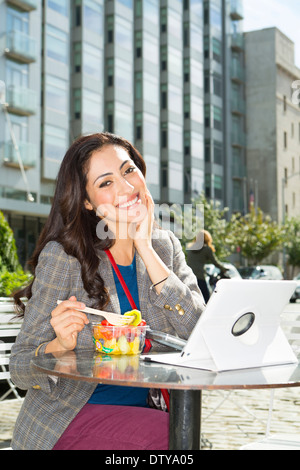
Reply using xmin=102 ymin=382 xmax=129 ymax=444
xmin=14 ymin=132 xmax=146 ymax=315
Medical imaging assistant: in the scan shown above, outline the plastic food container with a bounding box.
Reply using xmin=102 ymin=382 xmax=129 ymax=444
xmin=92 ymin=323 xmax=148 ymax=355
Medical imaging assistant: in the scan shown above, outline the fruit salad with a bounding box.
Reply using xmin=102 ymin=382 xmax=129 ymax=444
xmin=92 ymin=310 xmax=147 ymax=355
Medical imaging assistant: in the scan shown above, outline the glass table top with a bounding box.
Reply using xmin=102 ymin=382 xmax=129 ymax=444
xmin=31 ymin=349 xmax=300 ymax=391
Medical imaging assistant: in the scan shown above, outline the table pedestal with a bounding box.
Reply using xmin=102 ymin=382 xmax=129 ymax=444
xmin=169 ymin=389 xmax=202 ymax=450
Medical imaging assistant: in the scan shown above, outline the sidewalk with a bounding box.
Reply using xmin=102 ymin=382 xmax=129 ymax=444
xmin=0 ymin=387 xmax=299 ymax=450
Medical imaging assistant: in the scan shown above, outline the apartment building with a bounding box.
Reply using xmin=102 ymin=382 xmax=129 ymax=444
xmin=245 ymin=27 xmax=300 ymax=222
xmin=0 ymin=0 xmax=247 ymax=266
xmin=204 ymin=0 xmax=246 ymax=213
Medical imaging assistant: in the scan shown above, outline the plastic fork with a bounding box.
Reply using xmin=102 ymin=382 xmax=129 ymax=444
xmin=56 ymin=300 xmax=134 ymax=326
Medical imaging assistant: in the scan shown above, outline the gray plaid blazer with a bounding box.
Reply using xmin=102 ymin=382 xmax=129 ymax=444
xmin=10 ymin=229 xmax=204 ymax=450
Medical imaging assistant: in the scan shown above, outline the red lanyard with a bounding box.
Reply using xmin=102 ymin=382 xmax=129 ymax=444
xmin=105 ymin=249 xmax=170 ymax=411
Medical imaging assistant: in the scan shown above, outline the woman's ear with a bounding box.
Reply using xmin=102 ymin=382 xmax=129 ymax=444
xmin=84 ymin=199 xmax=93 ymax=211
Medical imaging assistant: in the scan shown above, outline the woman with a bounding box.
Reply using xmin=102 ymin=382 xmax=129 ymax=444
xmin=187 ymin=230 xmax=228 ymax=304
xmin=10 ymin=132 xmax=205 ymax=450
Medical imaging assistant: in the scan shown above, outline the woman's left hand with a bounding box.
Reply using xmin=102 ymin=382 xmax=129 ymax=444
xmin=131 ymin=189 xmax=154 ymax=252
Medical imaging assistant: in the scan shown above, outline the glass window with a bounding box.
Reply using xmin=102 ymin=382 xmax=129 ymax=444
xmin=74 ymin=42 xmax=81 ymax=72
xmin=191 ymin=95 xmax=203 ymax=124
xmin=115 ymin=59 xmax=132 ymax=94
xmin=117 ymin=0 xmax=133 ymax=8
xmin=45 ymin=125 xmax=68 ymax=162
xmin=214 ymin=175 xmax=223 ymax=199
xmin=83 ymin=0 xmax=103 ymax=35
xmin=46 ymin=25 xmax=68 ymax=63
xmin=7 ymin=7 xmax=29 ymax=34
xmin=169 ymin=162 xmax=183 ymax=191
xmin=115 ymin=16 xmax=132 ymax=51
xmin=83 ymin=89 xmax=101 ymax=124
xmin=106 ymin=58 xmax=114 ymax=87
xmin=210 ymin=3 xmax=222 ymax=29
xmin=106 ymin=15 xmax=114 ymax=44
xmin=144 ymin=0 xmax=159 ymax=25
xmin=213 ymin=105 xmax=222 ymax=130
xmin=143 ymin=32 xmax=159 ymax=65
xmin=47 ymin=0 xmax=69 ymax=16
xmin=6 ymin=60 xmax=28 ymax=88
xmin=45 ymin=75 xmax=68 ymax=114
xmin=144 ymin=73 xmax=159 ymax=105
xmin=169 ymin=123 xmax=182 ymax=152
xmin=83 ymin=43 xmax=102 ymax=79
xmin=144 ymin=113 xmax=159 ymax=144
xmin=168 ymin=84 xmax=182 ymax=114
xmin=168 ymin=47 xmax=182 ymax=78
xmin=168 ymin=9 xmax=182 ymax=40
xmin=190 ymin=0 xmax=202 ymax=18
xmin=115 ymin=103 xmax=132 ymax=141
xmin=212 ymin=37 xmax=222 ymax=63
xmin=135 ymin=72 xmax=142 ymax=100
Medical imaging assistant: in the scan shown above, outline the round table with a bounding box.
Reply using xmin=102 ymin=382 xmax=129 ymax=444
xmin=32 ymin=350 xmax=300 ymax=450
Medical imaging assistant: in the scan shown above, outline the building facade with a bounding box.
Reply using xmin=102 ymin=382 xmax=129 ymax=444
xmin=204 ymin=0 xmax=246 ymax=213
xmin=245 ymin=27 xmax=300 ymax=222
xmin=0 ymin=0 xmax=247 ymax=266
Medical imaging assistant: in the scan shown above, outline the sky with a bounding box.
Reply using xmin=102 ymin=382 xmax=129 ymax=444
xmin=243 ymin=0 xmax=300 ymax=68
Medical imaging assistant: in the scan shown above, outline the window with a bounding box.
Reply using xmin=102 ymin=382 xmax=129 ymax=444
xmin=115 ymin=16 xmax=132 ymax=51
xmin=83 ymin=90 xmax=101 ymax=124
xmin=135 ymin=31 xmax=142 ymax=58
xmin=117 ymin=0 xmax=133 ymax=8
xmin=160 ymin=7 xmax=167 ymax=33
xmin=214 ymin=175 xmax=223 ymax=199
xmin=106 ymin=15 xmax=114 ymax=43
xmin=161 ymin=46 xmax=167 ymax=71
xmin=283 ymin=95 xmax=287 ymax=112
xmin=184 ymin=95 xmax=190 ymax=119
xmin=213 ymin=73 xmax=222 ymax=97
xmin=74 ymin=42 xmax=81 ymax=72
xmin=74 ymin=89 xmax=81 ymax=119
xmin=213 ymin=106 xmax=222 ymax=131
xmin=284 ymin=131 xmax=288 ymax=149
xmin=184 ymin=58 xmax=190 ymax=83
xmin=161 ymin=84 xmax=167 ymax=109
xmin=135 ymin=112 xmax=142 ymax=140
xmin=83 ymin=43 xmax=102 ymax=79
xmin=212 ymin=37 xmax=221 ymax=63
xmin=214 ymin=140 xmax=223 ymax=164
xmin=83 ymin=0 xmax=103 ymax=35
xmin=205 ymin=104 xmax=210 ymax=128
xmin=106 ymin=102 xmax=114 ymax=133
xmin=106 ymin=58 xmax=114 ymax=87
xmin=44 ymin=125 xmax=68 ymax=162
xmin=47 ymin=0 xmax=69 ymax=16
xmin=45 ymin=75 xmax=68 ymax=114
xmin=46 ymin=25 xmax=68 ymax=64
xmin=135 ymin=72 xmax=142 ymax=100
xmin=161 ymin=123 xmax=168 ymax=148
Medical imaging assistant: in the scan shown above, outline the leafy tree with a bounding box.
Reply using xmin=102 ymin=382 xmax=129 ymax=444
xmin=228 ymin=207 xmax=284 ymax=264
xmin=0 ymin=210 xmax=19 ymax=272
xmin=283 ymin=217 xmax=300 ymax=277
xmin=0 ymin=210 xmax=33 ymax=296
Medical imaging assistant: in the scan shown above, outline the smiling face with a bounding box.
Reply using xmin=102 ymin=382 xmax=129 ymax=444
xmin=84 ymin=144 xmax=147 ymax=226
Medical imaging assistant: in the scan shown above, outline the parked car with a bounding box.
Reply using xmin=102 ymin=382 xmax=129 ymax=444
xmin=290 ymin=274 xmax=300 ymax=303
xmin=205 ymin=263 xmax=242 ymax=292
xmin=238 ymin=265 xmax=283 ymax=281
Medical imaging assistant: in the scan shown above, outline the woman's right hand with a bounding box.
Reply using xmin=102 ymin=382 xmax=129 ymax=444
xmin=46 ymin=296 xmax=89 ymax=353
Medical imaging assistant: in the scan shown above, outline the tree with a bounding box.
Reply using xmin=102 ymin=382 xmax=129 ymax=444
xmin=0 ymin=210 xmax=19 ymax=272
xmin=284 ymin=216 xmax=300 ymax=278
xmin=172 ymin=193 xmax=232 ymax=261
xmin=228 ymin=207 xmax=284 ymax=265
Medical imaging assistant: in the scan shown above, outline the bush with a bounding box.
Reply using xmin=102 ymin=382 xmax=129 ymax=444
xmin=0 ymin=269 xmax=33 ymax=297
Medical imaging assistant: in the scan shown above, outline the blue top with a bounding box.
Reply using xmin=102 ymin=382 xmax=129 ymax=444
xmin=88 ymin=253 xmax=150 ymax=407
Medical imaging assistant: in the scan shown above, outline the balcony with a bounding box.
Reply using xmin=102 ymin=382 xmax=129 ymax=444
xmin=231 ymin=62 xmax=245 ymax=83
xmin=231 ymin=96 xmax=245 ymax=115
xmin=231 ymin=130 xmax=245 ymax=148
xmin=2 ymin=141 xmax=37 ymax=168
xmin=6 ymin=86 xmax=37 ymax=116
xmin=230 ymin=0 xmax=244 ymax=20
xmin=5 ymin=30 xmax=37 ymax=63
xmin=6 ymin=0 xmax=38 ymax=11
xmin=231 ymin=33 xmax=244 ymax=52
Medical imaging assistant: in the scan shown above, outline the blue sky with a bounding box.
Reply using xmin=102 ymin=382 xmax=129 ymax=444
xmin=243 ymin=0 xmax=300 ymax=67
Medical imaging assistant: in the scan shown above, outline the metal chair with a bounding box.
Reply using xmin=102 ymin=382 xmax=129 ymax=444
xmin=0 ymin=300 xmax=22 ymax=401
